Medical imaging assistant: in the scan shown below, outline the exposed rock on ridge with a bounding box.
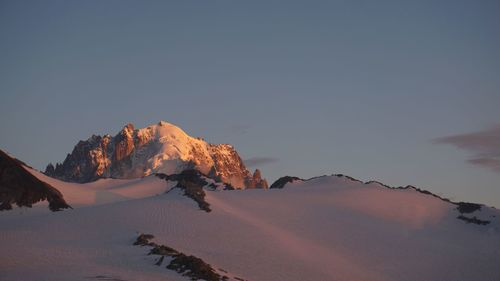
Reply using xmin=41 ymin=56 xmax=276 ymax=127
xmin=156 ymin=170 xmax=216 ymax=212
xmin=269 ymin=176 xmax=302 ymax=189
xmin=245 ymin=169 xmax=268 ymax=189
xmin=0 ymin=149 xmax=71 ymax=211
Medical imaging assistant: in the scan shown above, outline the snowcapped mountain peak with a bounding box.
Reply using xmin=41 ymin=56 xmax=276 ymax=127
xmin=45 ymin=121 xmax=268 ymax=189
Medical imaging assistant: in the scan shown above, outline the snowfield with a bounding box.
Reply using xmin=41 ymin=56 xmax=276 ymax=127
xmin=1 ymin=170 xmax=499 ymax=281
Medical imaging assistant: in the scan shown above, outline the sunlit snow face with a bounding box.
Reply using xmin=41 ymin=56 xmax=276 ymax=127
xmin=329 ymin=187 xmax=449 ymax=229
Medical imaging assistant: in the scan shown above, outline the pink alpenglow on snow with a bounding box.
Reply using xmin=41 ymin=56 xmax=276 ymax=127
xmin=1 ymin=168 xmax=499 ymax=281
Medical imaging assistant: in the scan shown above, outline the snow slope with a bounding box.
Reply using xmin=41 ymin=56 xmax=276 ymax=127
xmin=22 ymin=168 xmax=173 ymax=209
xmin=1 ymin=174 xmax=499 ymax=281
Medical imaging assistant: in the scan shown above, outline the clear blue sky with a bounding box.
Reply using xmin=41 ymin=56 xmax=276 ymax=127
xmin=1 ymin=1 xmax=499 ymax=207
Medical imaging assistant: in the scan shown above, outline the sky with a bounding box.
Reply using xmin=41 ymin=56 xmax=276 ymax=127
xmin=1 ymin=0 xmax=499 ymax=207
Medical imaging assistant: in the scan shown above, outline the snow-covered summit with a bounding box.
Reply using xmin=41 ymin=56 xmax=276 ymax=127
xmin=45 ymin=121 xmax=268 ymax=189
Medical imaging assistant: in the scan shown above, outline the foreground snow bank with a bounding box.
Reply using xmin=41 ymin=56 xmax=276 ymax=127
xmin=1 ymin=174 xmax=499 ymax=281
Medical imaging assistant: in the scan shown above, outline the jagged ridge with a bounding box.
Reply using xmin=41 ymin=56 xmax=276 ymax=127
xmin=45 ymin=121 xmax=268 ymax=189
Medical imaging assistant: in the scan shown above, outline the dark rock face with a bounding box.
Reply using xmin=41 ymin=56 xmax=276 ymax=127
xmin=45 ymin=163 xmax=55 ymax=176
xmin=269 ymin=176 xmax=302 ymax=189
xmin=456 ymin=202 xmax=482 ymax=214
xmin=134 ymin=234 xmax=156 ymax=246
xmin=45 ymin=122 xmax=268 ymax=189
xmin=0 ymin=149 xmax=71 ymax=211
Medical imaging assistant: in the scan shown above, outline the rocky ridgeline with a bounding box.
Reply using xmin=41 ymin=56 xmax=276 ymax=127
xmin=134 ymin=233 xmax=248 ymax=281
xmin=270 ymin=174 xmax=493 ymax=226
xmin=0 ymin=149 xmax=71 ymax=211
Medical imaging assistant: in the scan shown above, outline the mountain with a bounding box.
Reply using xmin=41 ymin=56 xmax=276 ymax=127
xmin=0 ymin=149 xmax=71 ymax=211
xmin=44 ymin=121 xmax=268 ymax=189
xmin=3 ymin=124 xmax=499 ymax=280
xmin=1 ymin=169 xmax=499 ymax=281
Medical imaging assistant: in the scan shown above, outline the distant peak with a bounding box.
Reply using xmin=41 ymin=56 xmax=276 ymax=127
xmin=46 ymin=120 xmax=265 ymax=189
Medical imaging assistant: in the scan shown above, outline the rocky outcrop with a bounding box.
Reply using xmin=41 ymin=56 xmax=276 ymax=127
xmin=133 ymin=234 xmax=238 ymax=281
xmin=457 ymin=215 xmax=490 ymax=225
xmin=45 ymin=121 xmax=268 ymax=189
xmin=0 ymin=149 xmax=71 ymax=211
xmin=45 ymin=134 xmax=112 ymax=183
xmin=269 ymin=176 xmax=303 ymax=189
xmin=156 ymin=170 xmax=217 ymax=212
xmin=113 ymin=123 xmax=135 ymax=162
xmin=245 ymin=169 xmax=268 ymax=189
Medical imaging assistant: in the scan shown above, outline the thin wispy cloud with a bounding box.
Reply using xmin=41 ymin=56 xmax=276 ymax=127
xmin=244 ymin=157 xmax=279 ymax=168
xmin=434 ymin=125 xmax=500 ymax=173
